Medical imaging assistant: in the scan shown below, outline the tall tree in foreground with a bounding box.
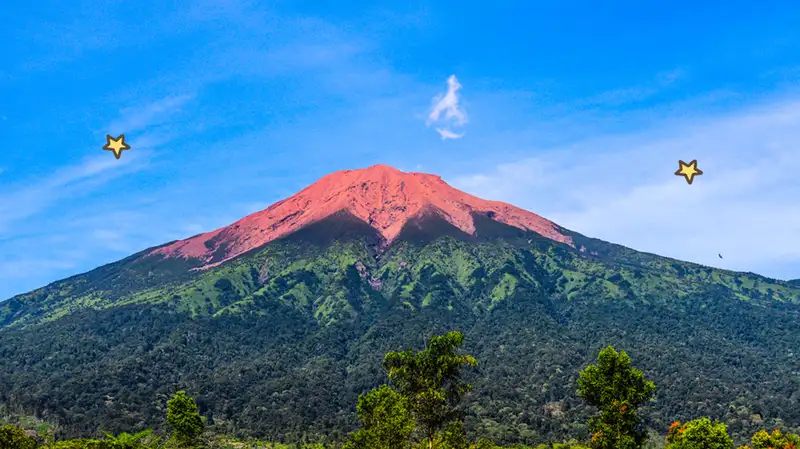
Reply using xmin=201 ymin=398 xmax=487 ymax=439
xmin=166 ymin=390 xmax=204 ymax=447
xmin=343 ymin=384 xmax=415 ymax=449
xmin=665 ymin=418 xmax=733 ymax=449
xmin=383 ymin=330 xmax=478 ymax=449
xmin=577 ymin=346 xmax=655 ymax=449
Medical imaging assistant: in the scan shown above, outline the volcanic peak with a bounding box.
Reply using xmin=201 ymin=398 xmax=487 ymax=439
xmin=151 ymin=164 xmax=574 ymax=267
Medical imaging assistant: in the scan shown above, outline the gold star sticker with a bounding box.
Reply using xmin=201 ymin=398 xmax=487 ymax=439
xmin=103 ymin=134 xmax=131 ymax=159
xmin=675 ymin=159 xmax=703 ymax=185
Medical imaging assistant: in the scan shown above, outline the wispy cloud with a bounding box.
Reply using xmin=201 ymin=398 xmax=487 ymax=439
xmin=427 ymin=75 xmax=467 ymax=140
xmin=107 ymin=94 xmax=195 ymax=134
xmin=0 ymin=91 xmax=190 ymax=233
xmin=0 ymin=154 xmax=145 ymax=232
xmin=450 ymin=97 xmax=800 ymax=280
xmin=0 ymin=258 xmax=80 ymax=279
xmin=582 ymin=68 xmax=687 ymax=106
xmin=0 ymin=89 xmax=194 ymax=299
xmin=90 ymin=229 xmax=139 ymax=253
xmin=436 ymin=128 xmax=464 ymax=140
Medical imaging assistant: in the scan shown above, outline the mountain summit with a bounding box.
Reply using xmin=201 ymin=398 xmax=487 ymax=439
xmin=151 ymin=164 xmax=573 ymax=267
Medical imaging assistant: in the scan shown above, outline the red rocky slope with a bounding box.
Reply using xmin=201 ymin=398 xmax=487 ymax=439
xmin=150 ymin=164 xmax=574 ymax=267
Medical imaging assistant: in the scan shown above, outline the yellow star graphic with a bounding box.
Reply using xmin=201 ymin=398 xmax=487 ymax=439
xmin=675 ymin=159 xmax=703 ymax=185
xmin=103 ymin=134 xmax=131 ymax=159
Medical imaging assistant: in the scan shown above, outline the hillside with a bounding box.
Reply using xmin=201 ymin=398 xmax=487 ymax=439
xmin=1 ymin=165 xmax=799 ymax=446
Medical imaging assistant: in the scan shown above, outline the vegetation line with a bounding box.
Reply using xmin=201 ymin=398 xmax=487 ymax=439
xmin=1 ymin=331 xmax=797 ymax=449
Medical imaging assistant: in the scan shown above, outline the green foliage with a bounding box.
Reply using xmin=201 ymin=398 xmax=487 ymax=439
xmin=0 ymin=424 xmax=38 ymax=449
xmin=101 ymin=429 xmax=155 ymax=449
xmin=665 ymin=418 xmax=733 ymax=449
xmin=345 ymin=332 xmax=476 ymax=449
xmin=166 ymin=391 xmax=203 ymax=446
xmin=577 ymin=346 xmax=656 ymax=409
xmin=49 ymin=440 xmax=110 ymax=449
xmin=440 ymin=420 xmax=468 ymax=449
xmin=473 ymin=437 xmax=498 ymax=449
xmin=343 ymin=385 xmax=414 ymax=449
xmin=384 ymin=331 xmax=478 ymax=445
xmin=2 ymin=336 xmax=800 ymax=449
xmin=740 ymin=429 xmax=800 ymax=449
xmin=577 ymin=346 xmax=655 ymax=449
xmin=552 ymin=444 xmax=591 ymax=449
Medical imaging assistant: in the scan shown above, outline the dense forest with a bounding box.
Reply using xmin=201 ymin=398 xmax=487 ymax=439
xmin=2 ymin=331 xmax=798 ymax=449
xmin=2 ymin=295 xmax=799 ymax=445
xmin=2 ymin=215 xmax=799 ymax=446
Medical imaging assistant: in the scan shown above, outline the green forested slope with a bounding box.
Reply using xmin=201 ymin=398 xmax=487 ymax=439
xmin=0 ymin=212 xmax=798 ymax=446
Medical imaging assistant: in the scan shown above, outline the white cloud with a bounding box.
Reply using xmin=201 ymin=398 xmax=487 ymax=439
xmin=0 ymin=154 xmax=145 ymax=231
xmin=428 ymin=75 xmax=467 ymax=125
xmin=106 ymin=94 xmax=195 ymax=134
xmin=427 ymin=75 xmax=467 ymax=140
xmin=436 ymin=128 xmax=464 ymax=140
xmin=581 ymin=68 xmax=687 ymax=106
xmin=450 ymin=98 xmax=800 ymax=280
xmin=0 ymin=258 xmax=79 ymax=279
xmin=90 ymin=229 xmax=138 ymax=253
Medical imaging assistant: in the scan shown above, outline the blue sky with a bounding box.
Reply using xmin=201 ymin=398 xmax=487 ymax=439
xmin=1 ymin=0 xmax=799 ymax=299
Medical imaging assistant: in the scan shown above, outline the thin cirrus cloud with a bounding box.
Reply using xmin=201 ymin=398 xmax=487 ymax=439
xmin=0 ymin=91 xmax=189 ymax=301
xmin=105 ymin=94 xmax=195 ymax=134
xmin=0 ymin=154 xmax=143 ymax=232
xmin=0 ymin=92 xmax=183 ymax=236
xmin=427 ymin=75 xmax=467 ymax=140
xmin=580 ymin=68 xmax=687 ymax=107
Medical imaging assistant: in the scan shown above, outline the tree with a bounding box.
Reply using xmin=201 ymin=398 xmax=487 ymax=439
xmin=0 ymin=425 xmax=38 ymax=449
xmin=440 ymin=419 xmax=468 ymax=449
xmin=739 ymin=429 xmax=800 ymax=449
xmin=166 ymin=390 xmax=204 ymax=446
xmin=473 ymin=438 xmax=499 ymax=449
xmin=665 ymin=418 xmax=733 ymax=449
xmin=343 ymin=384 xmax=415 ymax=449
xmin=101 ymin=429 xmax=154 ymax=449
xmin=383 ymin=331 xmax=478 ymax=449
xmin=577 ymin=346 xmax=655 ymax=449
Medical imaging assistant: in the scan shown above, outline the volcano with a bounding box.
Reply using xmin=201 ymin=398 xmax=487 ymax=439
xmin=151 ymin=164 xmax=574 ymax=267
xmin=1 ymin=164 xmax=799 ymax=445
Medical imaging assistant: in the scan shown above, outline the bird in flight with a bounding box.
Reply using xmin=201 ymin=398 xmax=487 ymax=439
xmin=718 ymin=253 xmax=723 ymax=259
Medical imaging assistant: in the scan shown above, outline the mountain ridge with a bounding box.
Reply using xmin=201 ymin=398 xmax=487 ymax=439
xmin=148 ymin=164 xmax=575 ymax=269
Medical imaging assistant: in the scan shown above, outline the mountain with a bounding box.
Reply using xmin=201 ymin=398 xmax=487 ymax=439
xmin=150 ymin=163 xmax=573 ymax=268
xmin=1 ymin=164 xmax=798 ymax=445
